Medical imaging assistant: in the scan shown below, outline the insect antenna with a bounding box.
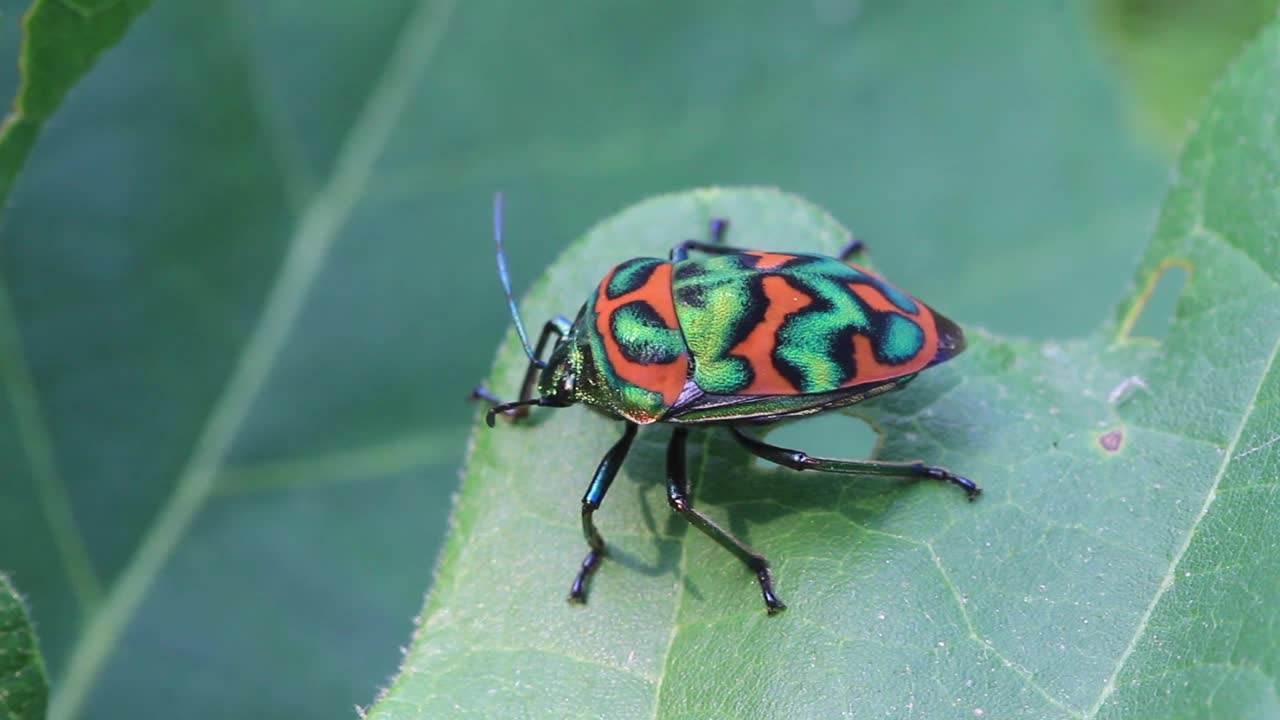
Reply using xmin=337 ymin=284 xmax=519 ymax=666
xmin=493 ymin=192 xmax=546 ymax=368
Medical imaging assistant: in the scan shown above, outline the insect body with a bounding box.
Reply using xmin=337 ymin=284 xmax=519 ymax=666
xmin=478 ymin=196 xmax=979 ymax=614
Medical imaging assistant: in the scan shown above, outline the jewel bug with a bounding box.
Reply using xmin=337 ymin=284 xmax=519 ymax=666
xmin=475 ymin=194 xmax=979 ymax=614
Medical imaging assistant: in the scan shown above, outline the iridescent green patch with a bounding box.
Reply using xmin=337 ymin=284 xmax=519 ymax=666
xmin=876 ymin=314 xmax=924 ymax=364
xmin=774 ymin=271 xmax=877 ymax=392
xmin=672 ymin=256 xmax=763 ymax=393
xmin=571 ymin=292 xmax=670 ymax=421
xmin=691 ymin=356 xmax=752 ymax=394
xmin=610 ymin=301 xmax=684 ymax=364
xmin=674 ymin=253 xmax=927 ymax=396
xmin=605 ymin=257 xmax=663 ymax=299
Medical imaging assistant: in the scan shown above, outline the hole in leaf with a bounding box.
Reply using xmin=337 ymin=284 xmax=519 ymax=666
xmin=1122 ymin=260 xmax=1189 ymax=342
xmin=756 ymin=412 xmax=878 ymax=468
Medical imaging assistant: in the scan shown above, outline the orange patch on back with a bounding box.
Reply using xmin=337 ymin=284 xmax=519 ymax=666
xmin=733 ymin=275 xmax=812 ymax=395
xmin=594 ymin=263 xmax=689 ymax=411
xmin=848 ymin=282 xmax=902 ymax=314
xmin=744 ymin=251 xmax=798 ymax=270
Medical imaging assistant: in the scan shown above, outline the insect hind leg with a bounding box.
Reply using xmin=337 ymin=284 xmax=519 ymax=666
xmin=729 ymin=426 xmax=980 ymax=500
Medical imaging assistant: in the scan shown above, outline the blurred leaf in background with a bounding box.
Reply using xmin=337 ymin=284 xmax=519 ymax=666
xmin=0 ymin=0 xmax=151 ymax=203
xmin=0 ymin=573 xmax=48 ymax=720
xmin=1090 ymin=0 xmax=1279 ymax=151
xmin=0 ymin=0 xmax=1271 ymax=717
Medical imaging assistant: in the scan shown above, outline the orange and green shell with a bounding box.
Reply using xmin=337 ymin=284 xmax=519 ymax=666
xmin=541 ymin=251 xmax=966 ymax=425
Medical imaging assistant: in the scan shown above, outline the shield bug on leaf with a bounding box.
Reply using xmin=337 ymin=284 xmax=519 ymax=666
xmin=475 ymin=194 xmax=979 ymax=614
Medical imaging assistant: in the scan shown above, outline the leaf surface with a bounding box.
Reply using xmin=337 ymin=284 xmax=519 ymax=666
xmin=0 ymin=573 xmax=47 ymax=720
xmin=371 ymin=23 xmax=1280 ymax=718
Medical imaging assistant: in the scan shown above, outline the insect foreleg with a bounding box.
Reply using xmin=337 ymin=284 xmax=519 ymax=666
xmin=515 ymin=316 xmax=572 ymax=402
xmin=472 ymin=316 xmax=571 ymax=419
xmin=569 ymin=421 xmax=639 ymax=604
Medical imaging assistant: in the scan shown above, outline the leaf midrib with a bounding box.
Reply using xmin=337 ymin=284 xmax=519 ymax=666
xmin=0 ymin=279 xmax=100 ymax=613
xmin=44 ymin=1 xmax=459 ymax=717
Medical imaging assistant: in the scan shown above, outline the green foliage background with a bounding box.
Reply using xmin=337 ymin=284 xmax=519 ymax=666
xmin=0 ymin=0 xmax=1274 ymax=718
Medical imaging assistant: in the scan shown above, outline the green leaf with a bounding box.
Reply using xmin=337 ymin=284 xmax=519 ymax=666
xmin=0 ymin=1 xmax=1169 ymax=717
xmin=0 ymin=0 xmax=153 ymax=207
xmin=0 ymin=573 xmax=48 ymax=720
xmin=371 ymin=25 xmax=1280 ymax=720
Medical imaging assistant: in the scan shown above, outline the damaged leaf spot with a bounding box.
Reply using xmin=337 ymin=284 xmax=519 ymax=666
xmin=1117 ymin=259 xmax=1191 ymax=343
xmin=1099 ymin=428 xmax=1125 ymax=453
xmin=1108 ymin=375 xmax=1148 ymax=405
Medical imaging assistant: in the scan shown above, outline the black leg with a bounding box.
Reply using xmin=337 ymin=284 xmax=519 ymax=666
xmin=709 ymin=218 xmax=728 ymax=244
xmin=569 ymin=421 xmax=639 ymax=603
xmin=472 ymin=316 xmax=572 ymax=420
xmin=730 ymin=426 xmax=981 ymax=500
xmin=514 ymin=316 xmax=572 ymax=403
xmin=470 ymin=386 xmax=505 ymax=404
xmin=666 ymin=428 xmax=786 ymax=614
xmin=671 ymin=217 xmax=749 ymax=261
xmin=670 ymin=241 xmax=747 ymax=262
xmin=838 ymin=237 xmax=867 ymax=261
xmin=670 ymin=218 xmax=867 ymax=265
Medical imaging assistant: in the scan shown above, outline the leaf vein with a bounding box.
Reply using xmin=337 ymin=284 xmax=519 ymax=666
xmin=228 ymin=0 xmax=319 ymax=211
xmin=927 ymin=542 xmax=1084 ymax=718
xmin=0 ymin=276 xmax=101 ymax=613
xmin=213 ymin=427 xmax=458 ymax=496
xmin=429 ymin=644 xmax=657 ymax=686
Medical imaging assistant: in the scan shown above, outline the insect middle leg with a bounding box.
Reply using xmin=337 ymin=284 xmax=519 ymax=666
xmin=837 ymin=237 xmax=866 ymax=261
xmin=671 ymin=218 xmax=867 ymax=264
xmin=570 ymin=421 xmax=639 ymax=604
xmin=669 ymin=218 xmax=741 ymax=261
xmin=730 ymin=426 xmax=981 ymax=500
xmin=666 ymin=428 xmax=786 ymax=614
